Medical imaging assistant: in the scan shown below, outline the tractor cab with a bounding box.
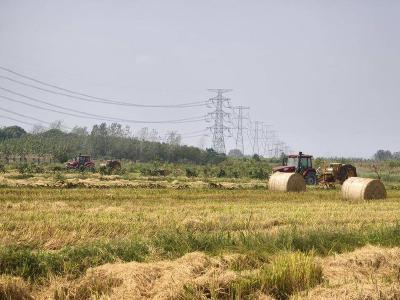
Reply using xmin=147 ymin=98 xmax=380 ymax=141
xmin=77 ymin=155 xmax=91 ymax=165
xmin=285 ymin=154 xmax=313 ymax=172
xmin=273 ymin=152 xmax=317 ymax=185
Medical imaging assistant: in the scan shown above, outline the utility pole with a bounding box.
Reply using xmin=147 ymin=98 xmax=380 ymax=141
xmin=206 ymin=89 xmax=232 ymax=153
xmin=233 ymin=106 xmax=249 ymax=155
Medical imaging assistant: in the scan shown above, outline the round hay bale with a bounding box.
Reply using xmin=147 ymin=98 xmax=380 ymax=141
xmin=268 ymin=172 xmax=306 ymax=192
xmin=341 ymin=177 xmax=386 ymax=200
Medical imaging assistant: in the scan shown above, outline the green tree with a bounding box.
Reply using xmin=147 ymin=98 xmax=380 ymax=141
xmin=374 ymin=150 xmax=393 ymax=161
xmin=0 ymin=126 xmax=26 ymax=140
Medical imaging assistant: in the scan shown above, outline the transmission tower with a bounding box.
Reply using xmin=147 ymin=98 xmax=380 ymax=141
xmin=267 ymin=130 xmax=278 ymax=157
xmin=206 ymin=89 xmax=232 ymax=153
xmin=273 ymin=141 xmax=286 ymax=158
xmin=253 ymin=121 xmax=262 ymax=155
xmin=260 ymin=124 xmax=272 ymax=157
xmin=233 ymin=106 xmax=249 ymax=155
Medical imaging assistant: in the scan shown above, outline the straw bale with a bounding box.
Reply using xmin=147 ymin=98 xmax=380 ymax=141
xmin=342 ymin=177 xmax=386 ymax=200
xmin=268 ymin=172 xmax=306 ymax=192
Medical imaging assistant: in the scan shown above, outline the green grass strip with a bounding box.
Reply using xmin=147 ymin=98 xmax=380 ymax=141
xmin=1 ymin=223 xmax=399 ymax=281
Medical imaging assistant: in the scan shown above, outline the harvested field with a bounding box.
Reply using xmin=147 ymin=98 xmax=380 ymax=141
xmin=2 ymin=246 xmax=399 ymax=299
xmin=1 ymin=188 xmax=400 ymax=251
xmin=1 ymin=187 xmax=400 ymax=298
xmin=298 ymin=246 xmax=400 ymax=299
xmin=0 ymin=172 xmax=268 ymax=190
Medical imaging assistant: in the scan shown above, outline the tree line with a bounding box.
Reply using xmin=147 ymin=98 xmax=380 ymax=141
xmin=0 ymin=123 xmax=225 ymax=164
xmin=373 ymin=149 xmax=400 ymax=161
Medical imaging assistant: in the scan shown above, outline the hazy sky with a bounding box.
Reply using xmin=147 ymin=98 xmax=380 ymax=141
xmin=0 ymin=0 xmax=399 ymax=157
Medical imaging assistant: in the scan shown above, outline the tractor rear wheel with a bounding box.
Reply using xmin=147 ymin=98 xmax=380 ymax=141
xmin=305 ymin=173 xmax=317 ymax=185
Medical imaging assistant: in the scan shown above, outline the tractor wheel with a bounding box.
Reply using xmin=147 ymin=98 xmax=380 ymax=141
xmin=305 ymin=173 xmax=317 ymax=185
xmin=87 ymin=165 xmax=96 ymax=173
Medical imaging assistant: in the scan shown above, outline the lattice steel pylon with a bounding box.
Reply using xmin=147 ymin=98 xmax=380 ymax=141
xmin=252 ymin=121 xmax=262 ymax=155
xmin=267 ymin=130 xmax=278 ymax=157
xmin=233 ymin=106 xmax=249 ymax=155
xmin=206 ymin=89 xmax=232 ymax=153
xmin=260 ymin=123 xmax=272 ymax=157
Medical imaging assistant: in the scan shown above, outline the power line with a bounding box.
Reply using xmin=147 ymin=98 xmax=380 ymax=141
xmin=0 ymin=114 xmax=37 ymax=127
xmin=0 ymin=107 xmax=52 ymax=125
xmin=0 ymin=86 xmax=205 ymax=123
xmin=0 ymin=66 xmax=294 ymax=152
xmin=179 ymin=129 xmax=208 ymax=136
xmin=181 ymin=133 xmax=209 ymax=139
xmin=0 ymin=107 xmax=72 ymax=130
xmin=0 ymin=85 xmax=122 ymax=121
xmin=0 ymin=75 xmax=207 ymax=108
xmin=0 ymin=94 xmax=113 ymax=122
xmin=0 ymin=93 xmax=206 ymax=124
xmin=0 ymin=66 xmax=206 ymax=108
xmin=206 ymin=89 xmax=232 ymax=153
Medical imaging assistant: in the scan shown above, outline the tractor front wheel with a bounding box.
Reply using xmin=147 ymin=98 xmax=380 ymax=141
xmin=87 ymin=165 xmax=96 ymax=173
xmin=305 ymin=173 xmax=317 ymax=185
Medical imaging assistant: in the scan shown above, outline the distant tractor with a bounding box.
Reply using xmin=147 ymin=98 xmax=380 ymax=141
xmin=65 ymin=154 xmax=95 ymax=171
xmin=273 ymin=152 xmax=357 ymax=185
xmin=273 ymin=152 xmax=318 ymax=185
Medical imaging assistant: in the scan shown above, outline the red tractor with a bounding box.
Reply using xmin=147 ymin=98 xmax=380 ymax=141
xmin=273 ymin=152 xmax=317 ymax=185
xmin=65 ymin=154 xmax=95 ymax=171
